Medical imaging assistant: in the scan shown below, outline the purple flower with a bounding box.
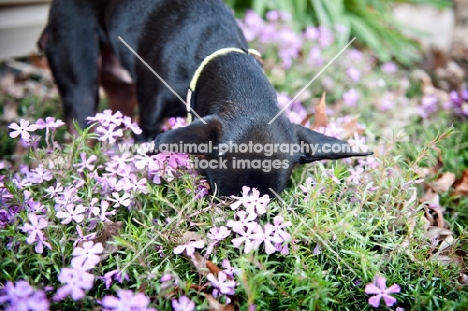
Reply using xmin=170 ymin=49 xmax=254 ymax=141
xmin=365 ymin=276 xmax=401 ymax=308
xmin=8 ymin=119 xmax=37 ymax=141
xmin=347 ymin=167 xmax=365 ymax=184
xmin=381 ymin=62 xmax=397 ymax=73
xmin=35 ymin=117 xmax=65 ymax=129
xmin=206 ymin=226 xmax=231 ymax=255
xmin=54 ymin=267 xmax=95 ymax=301
xmin=56 ymin=204 xmax=86 ymax=224
xmin=343 ymin=89 xmax=359 ymax=107
xmin=174 ymin=240 xmax=204 ymax=256
xmin=73 ymin=225 xmax=97 ymax=247
xmin=226 ymin=210 xmax=258 ymax=234
xmin=221 ymin=259 xmax=238 ymax=277
xmin=96 ymin=124 xmax=124 ymax=144
xmin=418 ymin=96 xmax=438 ymax=118
xmin=307 ymin=46 xmax=323 ymax=67
xmin=45 ymin=183 xmax=63 ymax=198
xmin=230 ymin=186 xmax=270 ymax=215
xmin=71 ymin=241 xmax=103 ymax=270
xmin=379 ymin=98 xmax=394 ymax=112
xmin=21 ymin=213 xmax=52 ymax=254
xmin=87 ymin=109 xmax=123 ymax=127
xmin=271 ymin=215 xmax=292 ymax=242
xmin=239 ymin=10 xmax=264 ymax=42
xmin=162 ymin=117 xmax=187 ymax=131
xmin=99 ymin=200 xmax=116 ymax=221
xmin=231 ymin=224 xmax=260 ymax=254
xmin=101 ymin=269 xmax=130 ymax=289
xmin=347 ymin=132 xmax=368 ymax=153
xmin=0 ymin=280 xmax=50 ymax=311
xmin=207 ymin=272 xmax=236 ymax=295
xmin=305 ymin=26 xmax=334 ymax=48
xmin=29 ymin=165 xmax=53 ymax=184
xmin=250 ymin=223 xmax=283 ymax=254
xmin=107 ymin=192 xmax=131 ymax=208
xmin=101 ymin=289 xmax=155 ymax=311
xmin=207 ymin=226 xmax=231 ymax=242
xmin=346 ymin=67 xmax=361 ymax=83
xmin=122 ymin=116 xmax=143 ymax=135
xmin=74 ymin=153 xmax=98 ymax=173
xmin=171 ymin=295 xmax=195 ymax=311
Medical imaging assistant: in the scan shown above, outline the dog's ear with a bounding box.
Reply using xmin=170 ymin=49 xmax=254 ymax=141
xmin=154 ymin=116 xmax=221 ymax=156
xmin=293 ymin=124 xmax=373 ymax=164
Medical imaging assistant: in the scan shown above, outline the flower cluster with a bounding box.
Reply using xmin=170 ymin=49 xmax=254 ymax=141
xmin=0 ymin=280 xmax=50 ymax=311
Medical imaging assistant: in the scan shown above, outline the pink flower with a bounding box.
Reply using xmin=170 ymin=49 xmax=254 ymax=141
xmin=21 ymin=213 xmax=52 ymax=254
xmin=74 ymin=153 xmax=98 ymax=173
xmin=101 ymin=289 xmax=155 ymax=311
xmin=250 ymin=223 xmax=283 ymax=254
xmin=171 ymin=296 xmax=195 ymax=311
xmin=381 ymin=62 xmax=397 ymax=73
xmin=9 ymin=119 xmax=37 ymax=140
xmin=206 ymin=226 xmax=232 ymax=255
xmin=271 ymin=215 xmax=292 ymax=242
xmin=71 ymin=241 xmax=103 ymax=270
xmin=54 ymin=267 xmax=94 ymax=301
xmin=96 ymin=124 xmax=124 ymax=144
xmin=99 ymin=200 xmax=116 ymax=221
xmin=0 ymin=280 xmax=50 ymax=311
xmin=347 ymin=132 xmax=368 ymax=153
xmin=230 ymin=186 xmax=270 ymax=215
xmin=122 ymin=116 xmax=142 ymax=135
xmin=29 ymin=165 xmax=53 ymax=183
xmin=87 ymin=109 xmax=123 ymax=127
xmin=231 ymin=224 xmax=260 ymax=254
xmin=343 ymin=88 xmax=359 ymax=107
xmin=56 ymin=204 xmax=86 ymax=224
xmin=174 ymin=240 xmax=204 ymax=256
xmin=221 ymin=259 xmax=238 ymax=277
xmin=226 ymin=210 xmax=258 ymax=234
xmin=346 ymin=67 xmax=361 ymax=83
xmin=107 ymin=192 xmax=131 ymax=208
xmin=35 ymin=117 xmax=65 ymax=129
xmin=207 ymin=226 xmax=231 ymax=241
xmin=365 ymin=276 xmax=401 ymax=308
xmin=100 ymin=269 xmax=129 ymax=289
xmin=207 ymin=272 xmax=236 ymax=295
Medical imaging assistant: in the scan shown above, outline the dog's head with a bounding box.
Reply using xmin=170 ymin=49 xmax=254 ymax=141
xmin=155 ymin=115 xmax=372 ymax=197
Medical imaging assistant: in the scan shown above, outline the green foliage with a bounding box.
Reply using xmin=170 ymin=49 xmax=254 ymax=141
xmin=225 ymin=0 xmax=452 ymax=65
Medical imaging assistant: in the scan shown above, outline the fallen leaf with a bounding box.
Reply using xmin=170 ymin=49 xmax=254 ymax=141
xmin=420 ymin=188 xmax=440 ymax=206
xmin=205 ymin=294 xmax=235 ymax=311
xmin=189 ymin=252 xmax=210 ymax=277
xmin=341 ymin=117 xmax=365 ymax=138
xmin=311 ymin=92 xmax=328 ymax=129
xmin=453 ymin=169 xmax=468 ymax=196
xmin=429 ymin=172 xmax=456 ymax=193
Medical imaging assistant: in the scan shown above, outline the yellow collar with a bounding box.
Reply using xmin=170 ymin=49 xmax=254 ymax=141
xmin=186 ymin=47 xmax=262 ymax=124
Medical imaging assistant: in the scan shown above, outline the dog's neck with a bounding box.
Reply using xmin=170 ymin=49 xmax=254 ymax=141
xmin=187 ymin=48 xmax=264 ymax=124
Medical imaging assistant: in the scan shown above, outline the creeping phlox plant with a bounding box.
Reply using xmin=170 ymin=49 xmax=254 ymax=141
xmin=1 ymin=9 xmax=467 ymax=311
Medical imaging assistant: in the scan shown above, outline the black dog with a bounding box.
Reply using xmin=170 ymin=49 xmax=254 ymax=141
xmin=39 ymin=0 xmax=372 ymax=196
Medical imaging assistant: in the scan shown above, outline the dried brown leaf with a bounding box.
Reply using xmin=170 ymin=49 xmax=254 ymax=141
xmin=312 ymin=92 xmax=328 ymax=129
xmin=420 ymin=188 xmax=440 ymax=206
xmin=189 ymin=252 xmax=209 ymax=277
xmin=429 ymin=172 xmax=456 ymax=193
xmin=341 ymin=117 xmax=365 ymax=139
xmin=453 ymin=169 xmax=468 ymax=196
xmin=205 ymin=294 xmax=235 ymax=311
